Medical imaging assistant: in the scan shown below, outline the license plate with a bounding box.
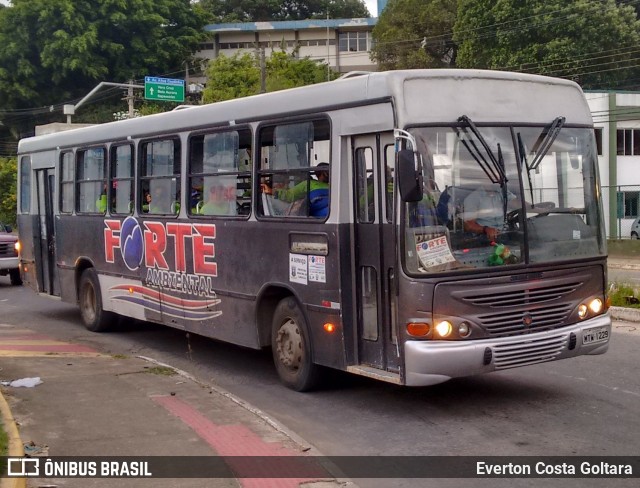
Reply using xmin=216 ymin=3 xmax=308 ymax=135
xmin=582 ymin=326 xmax=609 ymax=345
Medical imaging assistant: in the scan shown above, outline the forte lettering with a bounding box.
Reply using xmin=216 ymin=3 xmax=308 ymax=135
xmin=103 ymin=218 xmax=217 ymax=276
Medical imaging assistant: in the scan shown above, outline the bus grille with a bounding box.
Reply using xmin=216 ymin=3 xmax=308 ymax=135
xmin=479 ymin=303 xmax=573 ymax=337
xmin=434 ymin=266 xmax=602 ymax=339
xmin=462 ymin=281 xmax=582 ymax=307
xmin=0 ymin=242 xmax=17 ymax=258
xmin=492 ymin=334 xmax=567 ymax=370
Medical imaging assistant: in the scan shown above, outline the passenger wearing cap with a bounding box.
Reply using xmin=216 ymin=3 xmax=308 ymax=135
xmin=261 ymin=163 xmax=330 ymax=217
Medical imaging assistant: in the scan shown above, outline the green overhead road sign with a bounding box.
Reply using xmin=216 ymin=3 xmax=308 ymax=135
xmin=144 ymin=76 xmax=185 ymax=102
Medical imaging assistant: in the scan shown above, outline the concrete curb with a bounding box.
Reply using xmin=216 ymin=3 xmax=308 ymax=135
xmin=609 ymin=306 xmax=640 ymax=323
xmin=0 ymin=388 xmax=25 ymax=488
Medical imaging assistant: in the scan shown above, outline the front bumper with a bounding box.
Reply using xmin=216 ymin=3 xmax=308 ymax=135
xmin=404 ymin=313 xmax=611 ymax=386
xmin=0 ymin=256 xmax=19 ymax=271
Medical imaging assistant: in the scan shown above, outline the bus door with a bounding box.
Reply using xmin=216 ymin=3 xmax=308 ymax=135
xmin=35 ymin=169 xmax=59 ymax=295
xmin=352 ymin=134 xmax=399 ymax=372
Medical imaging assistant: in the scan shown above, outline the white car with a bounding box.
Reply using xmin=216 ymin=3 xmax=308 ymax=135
xmin=632 ymin=217 xmax=640 ymax=239
xmin=0 ymin=222 xmax=21 ymax=285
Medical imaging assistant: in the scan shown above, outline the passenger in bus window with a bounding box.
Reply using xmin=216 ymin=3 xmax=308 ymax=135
xmin=261 ymin=163 xmax=330 ymax=217
xmin=96 ymin=185 xmax=107 ymax=213
xmin=200 ymin=182 xmax=237 ymax=216
xmin=408 ymin=179 xmax=439 ymax=227
xmin=148 ymin=181 xmax=173 ymax=214
xmin=142 ymin=191 xmax=151 ymax=213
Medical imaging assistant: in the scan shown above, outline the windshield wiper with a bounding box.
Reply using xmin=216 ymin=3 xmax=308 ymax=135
xmin=529 ymin=116 xmax=565 ymax=170
xmin=456 ymin=115 xmax=507 ymax=186
xmin=517 ymin=133 xmax=535 ymax=206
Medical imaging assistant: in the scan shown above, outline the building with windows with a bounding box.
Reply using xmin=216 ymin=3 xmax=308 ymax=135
xmin=586 ymin=92 xmax=640 ymax=238
xmin=195 ymin=18 xmax=378 ymax=83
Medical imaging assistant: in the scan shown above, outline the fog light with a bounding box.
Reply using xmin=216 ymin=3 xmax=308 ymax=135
xmin=406 ymin=322 xmax=430 ymax=337
xmin=435 ymin=321 xmax=452 ymax=338
xmin=458 ymin=322 xmax=471 ymax=338
xmin=589 ymin=298 xmax=603 ymax=314
xmin=578 ymin=304 xmax=588 ymax=319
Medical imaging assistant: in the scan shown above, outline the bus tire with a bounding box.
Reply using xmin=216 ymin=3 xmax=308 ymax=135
xmin=9 ymin=269 xmax=22 ymax=286
xmin=271 ymin=298 xmax=321 ymax=392
xmin=78 ymin=268 xmax=115 ymax=332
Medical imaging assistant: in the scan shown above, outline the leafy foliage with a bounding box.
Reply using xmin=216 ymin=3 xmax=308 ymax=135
xmin=200 ymin=0 xmax=370 ymax=22
xmin=0 ymin=157 xmax=17 ymax=227
xmin=202 ymin=50 xmax=336 ymax=103
xmin=371 ymin=0 xmax=457 ymax=70
xmin=0 ymin=0 xmax=207 ymax=113
xmin=454 ymin=0 xmax=640 ymax=89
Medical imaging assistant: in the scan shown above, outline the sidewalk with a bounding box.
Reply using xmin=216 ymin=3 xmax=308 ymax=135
xmin=0 ymin=325 xmax=350 ymax=488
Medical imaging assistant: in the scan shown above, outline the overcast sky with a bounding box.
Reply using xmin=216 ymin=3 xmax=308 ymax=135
xmin=365 ymin=0 xmax=378 ymax=17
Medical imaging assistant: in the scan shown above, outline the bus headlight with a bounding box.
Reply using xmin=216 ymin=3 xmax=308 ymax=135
xmin=434 ymin=320 xmax=452 ymax=338
xmin=458 ymin=322 xmax=471 ymax=338
xmin=589 ymin=298 xmax=603 ymax=314
xmin=578 ymin=304 xmax=588 ymax=319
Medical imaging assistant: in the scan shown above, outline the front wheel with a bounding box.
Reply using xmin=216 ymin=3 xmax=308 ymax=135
xmin=78 ymin=268 xmax=116 ymax=332
xmin=271 ymin=297 xmax=321 ymax=392
xmin=9 ymin=268 xmax=22 ymax=286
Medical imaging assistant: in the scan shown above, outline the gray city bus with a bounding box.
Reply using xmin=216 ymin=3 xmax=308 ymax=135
xmin=16 ymin=70 xmax=611 ymax=391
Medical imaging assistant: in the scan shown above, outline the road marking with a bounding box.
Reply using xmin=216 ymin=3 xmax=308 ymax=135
xmin=152 ymin=395 xmax=331 ymax=487
xmin=0 ymin=328 xmax=104 ymax=357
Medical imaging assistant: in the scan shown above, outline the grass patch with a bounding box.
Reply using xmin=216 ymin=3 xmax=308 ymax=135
xmin=0 ymin=418 xmax=9 ymax=475
xmin=609 ymin=282 xmax=640 ymax=308
xmin=144 ymin=366 xmax=177 ymax=376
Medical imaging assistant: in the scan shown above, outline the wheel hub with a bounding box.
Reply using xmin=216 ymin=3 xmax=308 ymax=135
xmin=276 ymin=319 xmax=302 ymax=369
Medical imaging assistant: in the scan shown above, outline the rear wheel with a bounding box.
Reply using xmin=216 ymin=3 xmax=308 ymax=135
xmin=9 ymin=268 xmax=22 ymax=286
xmin=78 ymin=268 xmax=115 ymax=332
xmin=632 ymin=232 xmax=639 ymax=240
xmin=271 ymin=297 xmax=321 ymax=391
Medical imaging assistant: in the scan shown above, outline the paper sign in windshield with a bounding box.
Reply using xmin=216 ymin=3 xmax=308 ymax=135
xmin=416 ymin=236 xmax=455 ymax=268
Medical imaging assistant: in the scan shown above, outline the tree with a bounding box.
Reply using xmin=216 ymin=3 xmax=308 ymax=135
xmin=202 ymin=50 xmax=336 ymax=103
xmin=202 ymin=53 xmax=262 ymax=103
xmin=200 ymin=0 xmax=370 ymax=22
xmin=0 ymin=0 xmax=208 ymax=127
xmin=0 ymin=157 xmax=17 ymax=227
xmin=454 ymin=0 xmax=640 ymax=90
xmin=370 ymin=0 xmax=458 ymax=70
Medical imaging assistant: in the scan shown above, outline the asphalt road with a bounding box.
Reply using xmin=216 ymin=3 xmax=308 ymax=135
xmin=1 ymin=276 xmax=638 ymax=488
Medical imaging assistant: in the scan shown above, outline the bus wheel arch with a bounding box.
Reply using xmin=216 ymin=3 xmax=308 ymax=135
xmin=77 ymin=267 xmax=116 ymax=332
xmin=255 ymin=285 xmax=294 ymax=347
xmin=271 ymin=296 xmax=321 ymax=392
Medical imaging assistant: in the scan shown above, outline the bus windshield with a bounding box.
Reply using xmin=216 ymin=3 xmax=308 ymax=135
xmin=403 ymin=122 xmax=606 ymax=274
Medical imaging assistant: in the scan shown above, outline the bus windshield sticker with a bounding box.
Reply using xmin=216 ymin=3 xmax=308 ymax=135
xmin=308 ymin=255 xmax=326 ymax=283
xmin=289 ymin=253 xmax=308 ymax=285
xmin=416 ymin=235 xmax=456 ymax=269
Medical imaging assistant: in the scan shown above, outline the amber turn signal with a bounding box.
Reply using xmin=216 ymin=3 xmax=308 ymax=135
xmin=406 ymin=322 xmax=430 ymax=336
xmin=323 ymin=322 xmax=336 ymax=333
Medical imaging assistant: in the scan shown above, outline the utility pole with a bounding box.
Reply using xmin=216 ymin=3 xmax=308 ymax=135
xmin=327 ymin=10 xmax=331 ymax=81
xmin=260 ymin=48 xmax=266 ymax=93
xmin=125 ymin=80 xmax=135 ymax=119
xmin=65 ymin=81 xmax=144 ymax=123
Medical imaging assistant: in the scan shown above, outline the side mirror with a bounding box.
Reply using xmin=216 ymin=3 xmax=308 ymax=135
xmin=397 ymin=149 xmax=423 ymax=202
xmin=4 ymin=225 xmax=12 ymax=233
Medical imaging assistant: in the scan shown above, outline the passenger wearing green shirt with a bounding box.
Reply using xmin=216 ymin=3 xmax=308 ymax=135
xmin=262 ymin=163 xmax=330 ymax=217
xmin=200 ymin=183 xmax=237 ymax=216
